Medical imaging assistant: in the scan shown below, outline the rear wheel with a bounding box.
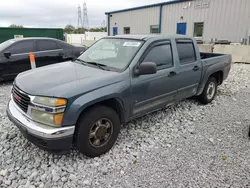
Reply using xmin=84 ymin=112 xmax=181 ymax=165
xmin=198 ymin=77 xmax=218 ymax=104
xmin=75 ymin=105 xmax=120 ymax=158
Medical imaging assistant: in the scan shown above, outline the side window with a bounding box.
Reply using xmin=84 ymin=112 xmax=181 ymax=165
xmin=8 ymin=41 xmax=34 ymax=54
xmin=143 ymin=44 xmax=173 ymax=70
xmin=176 ymin=40 xmax=196 ymax=64
xmin=36 ymin=41 xmax=59 ymax=51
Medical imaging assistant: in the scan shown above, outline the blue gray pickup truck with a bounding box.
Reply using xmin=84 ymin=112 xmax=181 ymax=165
xmin=6 ymin=35 xmax=231 ymax=157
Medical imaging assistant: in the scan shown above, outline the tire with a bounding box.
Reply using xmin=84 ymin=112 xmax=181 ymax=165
xmin=198 ymin=77 xmax=218 ymax=104
xmin=75 ymin=105 xmax=120 ymax=158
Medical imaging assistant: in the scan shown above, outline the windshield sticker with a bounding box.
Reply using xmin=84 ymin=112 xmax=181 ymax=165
xmin=123 ymin=42 xmax=141 ymax=47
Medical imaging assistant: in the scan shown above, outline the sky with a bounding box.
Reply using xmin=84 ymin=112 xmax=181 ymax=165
xmin=0 ymin=0 xmax=166 ymax=29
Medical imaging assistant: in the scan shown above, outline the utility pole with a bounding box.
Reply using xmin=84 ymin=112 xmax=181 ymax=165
xmin=77 ymin=5 xmax=83 ymax=30
xmin=82 ymin=2 xmax=89 ymax=30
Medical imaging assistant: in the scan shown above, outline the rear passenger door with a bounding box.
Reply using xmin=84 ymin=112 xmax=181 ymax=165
xmin=34 ymin=40 xmax=64 ymax=67
xmin=175 ymin=39 xmax=202 ymax=100
xmin=131 ymin=41 xmax=178 ymax=117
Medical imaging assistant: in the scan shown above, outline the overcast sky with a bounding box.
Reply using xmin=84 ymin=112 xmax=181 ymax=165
xmin=0 ymin=0 xmax=166 ymax=28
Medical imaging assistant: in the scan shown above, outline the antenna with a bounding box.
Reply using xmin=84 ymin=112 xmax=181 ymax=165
xmin=77 ymin=5 xmax=83 ymax=29
xmin=82 ymin=2 xmax=89 ymax=30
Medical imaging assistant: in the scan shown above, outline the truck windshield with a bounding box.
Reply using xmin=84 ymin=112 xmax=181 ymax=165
xmin=0 ymin=40 xmax=15 ymax=51
xmin=76 ymin=38 xmax=143 ymax=70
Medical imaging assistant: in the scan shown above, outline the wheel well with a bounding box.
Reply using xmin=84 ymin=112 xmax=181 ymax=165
xmin=210 ymin=71 xmax=223 ymax=85
xmin=79 ymin=98 xmax=124 ymax=123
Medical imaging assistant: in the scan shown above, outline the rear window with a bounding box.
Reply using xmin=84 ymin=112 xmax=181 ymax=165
xmin=176 ymin=40 xmax=196 ymax=64
xmin=37 ymin=40 xmax=60 ymax=51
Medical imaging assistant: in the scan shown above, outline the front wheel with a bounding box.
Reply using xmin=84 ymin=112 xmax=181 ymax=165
xmin=75 ymin=105 xmax=120 ymax=158
xmin=198 ymin=77 xmax=218 ymax=104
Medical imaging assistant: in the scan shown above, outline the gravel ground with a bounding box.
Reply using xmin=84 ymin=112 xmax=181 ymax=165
xmin=1 ymin=64 xmax=250 ymax=188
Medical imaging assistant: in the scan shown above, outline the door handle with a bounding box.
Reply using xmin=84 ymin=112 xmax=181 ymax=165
xmin=193 ymin=66 xmax=200 ymax=71
xmin=168 ymin=71 xmax=177 ymax=77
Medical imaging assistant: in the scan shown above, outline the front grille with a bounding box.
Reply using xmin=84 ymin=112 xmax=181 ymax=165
xmin=12 ymin=84 xmax=30 ymax=113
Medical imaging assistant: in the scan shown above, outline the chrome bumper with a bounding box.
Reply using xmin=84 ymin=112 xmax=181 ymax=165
xmin=7 ymin=98 xmax=75 ymax=139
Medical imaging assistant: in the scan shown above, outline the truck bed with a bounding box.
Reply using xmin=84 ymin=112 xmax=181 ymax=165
xmin=199 ymin=51 xmax=231 ymax=91
xmin=200 ymin=52 xmax=225 ymax=60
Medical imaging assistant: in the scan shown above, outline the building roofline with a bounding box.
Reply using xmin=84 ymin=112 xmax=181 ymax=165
xmin=105 ymin=0 xmax=186 ymax=15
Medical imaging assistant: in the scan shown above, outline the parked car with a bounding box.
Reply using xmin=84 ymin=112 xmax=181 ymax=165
xmin=0 ymin=37 xmax=85 ymax=81
xmin=6 ymin=35 xmax=232 ymax=157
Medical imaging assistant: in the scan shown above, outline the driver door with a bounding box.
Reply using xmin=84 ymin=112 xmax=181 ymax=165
xmin=130 ymin=41 xmax=178 ymax=118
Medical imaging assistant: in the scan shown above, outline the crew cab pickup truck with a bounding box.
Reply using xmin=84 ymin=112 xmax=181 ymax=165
xmin=7 ymin=35 xmax=232 ymax=157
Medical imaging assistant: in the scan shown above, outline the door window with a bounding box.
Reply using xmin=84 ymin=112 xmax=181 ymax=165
xmin=8 ymin=41 xmax=34 ymax=54
xmin=36 ymin=41 xmax=59 ymax=51
xmin=143 ymin=44 xmax=173 ymax=70
xmin=176 ymin=40 xmax=196 ymax=64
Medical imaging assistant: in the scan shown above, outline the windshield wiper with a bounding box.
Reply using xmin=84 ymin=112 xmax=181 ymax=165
xmin=75 ymin=59 xmax=107 ymax=70
xmin=75 ymin=58 xmax=86 ymax=64
xmin=83 ymin=61 xmax=107 ymax=70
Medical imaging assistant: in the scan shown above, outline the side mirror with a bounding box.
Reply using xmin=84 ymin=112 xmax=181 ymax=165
xmin=4 ymin=51 xmax=11 ymax=58
xmin=135 ymin=62 xmax=157 ymax=76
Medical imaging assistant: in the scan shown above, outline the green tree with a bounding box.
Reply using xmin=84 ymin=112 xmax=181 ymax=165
xmin=64 ymin=25 xmax=76 ymax=34
xmin=89 ymin=27 xmax=107 ymax=32
xmin=9 ymin=24 xmax=23 ymax=28
xmin=74 ymin=28 xmax=86 ymax=34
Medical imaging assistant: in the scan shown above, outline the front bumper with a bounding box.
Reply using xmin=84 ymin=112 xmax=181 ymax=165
xmin=6 ymin=99 xmax=75 ymax=151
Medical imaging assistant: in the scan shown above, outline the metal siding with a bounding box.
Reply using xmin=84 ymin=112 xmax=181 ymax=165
xmin=161 ymin=0 xmax=250 ymax=43
xmin=109 ymin=7 xmax=159 ymax=35
xmin=105 ymin=0 xmax=186 ymax=14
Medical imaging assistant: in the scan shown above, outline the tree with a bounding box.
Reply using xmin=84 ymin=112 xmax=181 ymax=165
xmin=74 ymin=28 xmax=86 ymax=34
xmin=9 ymin=24 xmax=23 ymax=28
xmin=89 ymin=27 xmax=107 ymax=32
xmin=64 ymin=25 xmax=107 ymax=34
xmin=64 ymin=25 xmax=76 ymax=34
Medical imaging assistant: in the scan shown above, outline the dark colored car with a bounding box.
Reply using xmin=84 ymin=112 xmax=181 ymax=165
xmin=0 ymin=37 xmax=85 ymax=81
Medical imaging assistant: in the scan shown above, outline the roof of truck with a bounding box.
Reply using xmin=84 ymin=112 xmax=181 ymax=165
xmin=106 ymin=34 xmax=192 ymax=41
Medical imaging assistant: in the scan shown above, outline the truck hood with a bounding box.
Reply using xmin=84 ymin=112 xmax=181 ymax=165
xmin=15 ymin=61 xmax=121 ymax=97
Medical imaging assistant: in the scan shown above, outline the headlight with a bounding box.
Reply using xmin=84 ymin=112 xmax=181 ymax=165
xmin=33 ymin=96 xmax=66 ymax=107
xmin=31 ymin=109 xmax=64 ymax=127
xmin=31 ymin=96 xmax=67 ymax=127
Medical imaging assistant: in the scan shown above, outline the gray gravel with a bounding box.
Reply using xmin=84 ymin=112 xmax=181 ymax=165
xmin=1 ymin=64 xmax=250 ymax=188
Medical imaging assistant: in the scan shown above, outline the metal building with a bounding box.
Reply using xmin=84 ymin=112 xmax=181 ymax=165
xmin=105 ymin=0 xmax=250 ymax=43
